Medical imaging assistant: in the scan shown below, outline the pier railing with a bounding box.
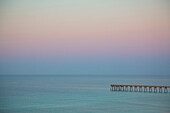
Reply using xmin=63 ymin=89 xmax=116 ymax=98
xmin=110 ymin=84 xmax=170 ymax=93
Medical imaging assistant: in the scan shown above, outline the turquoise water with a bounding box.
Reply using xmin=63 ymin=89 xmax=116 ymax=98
xmin=0 ymin=75 xmax=170 ymax=113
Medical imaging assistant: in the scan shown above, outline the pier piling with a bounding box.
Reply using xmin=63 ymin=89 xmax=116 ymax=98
xmin=110 ymin=85 xmax=170 ymax=93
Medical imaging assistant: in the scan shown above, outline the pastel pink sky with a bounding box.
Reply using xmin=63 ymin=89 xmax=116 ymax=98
xmin=0 ymin=0 xmax=170 ymax=75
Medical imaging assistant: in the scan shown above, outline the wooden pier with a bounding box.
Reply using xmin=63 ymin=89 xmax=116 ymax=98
xmin=110 ymin=84 xmax=170 ymax=93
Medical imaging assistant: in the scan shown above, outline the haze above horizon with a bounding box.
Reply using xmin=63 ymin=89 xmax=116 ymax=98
xmin=0 ymin=0 xmax=170 ymax=75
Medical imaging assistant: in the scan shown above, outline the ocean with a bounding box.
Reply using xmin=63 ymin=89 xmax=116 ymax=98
xmin=0 ymin=75 xmax=170 ymax=113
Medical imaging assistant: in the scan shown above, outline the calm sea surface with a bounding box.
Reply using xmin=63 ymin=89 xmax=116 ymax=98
xmin=0 ymin=75 xmax=170 ymax=113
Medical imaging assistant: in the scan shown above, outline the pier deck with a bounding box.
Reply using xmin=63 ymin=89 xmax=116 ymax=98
xmin=110 ymin=84 xmax=170 ymax=93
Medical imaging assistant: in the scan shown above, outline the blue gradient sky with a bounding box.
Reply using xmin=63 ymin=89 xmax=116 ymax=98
xmin=0 ymin=0 xmax=170 ymax=75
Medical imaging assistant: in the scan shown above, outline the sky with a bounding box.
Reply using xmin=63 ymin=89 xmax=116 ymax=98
xmin=0 ymin=0 xmax=170 ymax=75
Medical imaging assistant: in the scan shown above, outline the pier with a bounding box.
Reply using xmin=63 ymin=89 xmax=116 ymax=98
xmin=110 ymin=84 xmax=170 ymax=93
